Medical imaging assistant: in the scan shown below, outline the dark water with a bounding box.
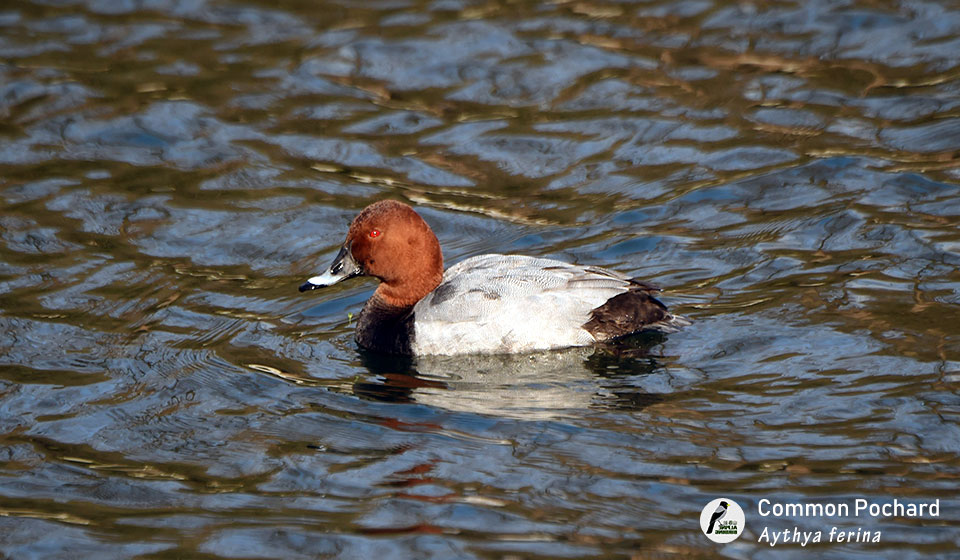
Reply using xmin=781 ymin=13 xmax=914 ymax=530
xmin=2 ymin=0 xmax=960 ymax=558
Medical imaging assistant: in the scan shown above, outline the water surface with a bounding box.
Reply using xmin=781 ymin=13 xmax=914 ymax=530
xmin=1 ymin=0 xmax=960 ymax=558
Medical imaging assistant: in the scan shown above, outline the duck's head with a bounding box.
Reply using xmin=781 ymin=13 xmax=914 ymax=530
xmin=299 ymin=200 xmax=444 ymax=308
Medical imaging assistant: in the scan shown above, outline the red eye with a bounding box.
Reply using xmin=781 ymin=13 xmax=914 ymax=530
xmin=369 ymin=229 xmax=381 ymax=238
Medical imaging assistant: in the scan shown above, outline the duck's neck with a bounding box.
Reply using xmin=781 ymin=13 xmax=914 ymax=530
xmin=355 ymin=253 xmax=442 ymax=355
xmin=376 ymin=269 xmax=443 ymax=309
xmin=356 ymin=292 xmax=416 ymax=355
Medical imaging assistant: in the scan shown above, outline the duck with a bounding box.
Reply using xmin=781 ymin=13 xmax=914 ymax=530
xmin=299 ymin=200 xmax=687 ymax=355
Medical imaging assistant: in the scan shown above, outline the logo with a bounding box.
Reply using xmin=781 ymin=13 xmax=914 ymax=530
xmin=700 ymin=498 xmax=745 ymax=543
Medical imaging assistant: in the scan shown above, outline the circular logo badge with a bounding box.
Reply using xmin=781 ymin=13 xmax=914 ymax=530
xmin=700 ymin=498 xmax=745 ymax=543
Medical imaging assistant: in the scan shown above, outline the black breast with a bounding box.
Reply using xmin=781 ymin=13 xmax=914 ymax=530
xmin=355 ymin=296 xmax=416 ymax=355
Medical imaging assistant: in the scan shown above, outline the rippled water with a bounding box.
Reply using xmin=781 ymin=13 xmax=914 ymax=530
xmin=2 ymin=0 xmax=960 ymax=558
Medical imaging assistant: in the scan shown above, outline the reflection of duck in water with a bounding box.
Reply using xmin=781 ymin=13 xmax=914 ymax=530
xmin=300 ymin=200 xmax=687 ymax=355
xmin=354 ymin=342 xmax=666 ymax=420
xmin=707 ymin=501 xmax=729 ymax=534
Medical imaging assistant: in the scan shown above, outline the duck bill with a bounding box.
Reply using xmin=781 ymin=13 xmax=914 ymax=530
xmin=299 ymin=242 xmax=363 ymax=292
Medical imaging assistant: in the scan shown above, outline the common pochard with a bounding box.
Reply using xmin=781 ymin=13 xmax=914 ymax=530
xmin=299 ymin=200 xmax=686 ymax=355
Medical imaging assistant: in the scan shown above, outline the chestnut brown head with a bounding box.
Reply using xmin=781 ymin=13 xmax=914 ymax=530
xmin=300 ymin=200 xmax=444 ymax=308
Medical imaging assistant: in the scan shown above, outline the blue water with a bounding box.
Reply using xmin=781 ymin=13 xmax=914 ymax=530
xmin=1 ymin=0 xmax=959 ymax=558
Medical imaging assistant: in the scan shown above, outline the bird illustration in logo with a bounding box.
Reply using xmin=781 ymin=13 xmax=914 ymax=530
xmin=707 ymin=501 xmax=729 ymax=534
